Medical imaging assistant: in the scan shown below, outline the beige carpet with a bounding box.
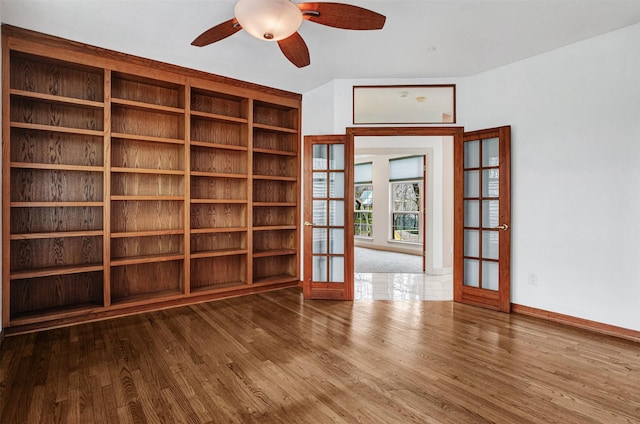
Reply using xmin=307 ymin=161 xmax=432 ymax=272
xmin=354 ymin=247 xmax=423 ymax=273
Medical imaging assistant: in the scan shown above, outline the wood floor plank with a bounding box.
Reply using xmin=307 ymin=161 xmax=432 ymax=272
xmin=99 ymin=385 xmax=121 ymax=424
xmin=1 ymin=353 xmax=36 ymax=423
xmin=26 ymin=385 xmax=45 ymax=424
xmin=1 ymin=287 xmax=639 ymax=423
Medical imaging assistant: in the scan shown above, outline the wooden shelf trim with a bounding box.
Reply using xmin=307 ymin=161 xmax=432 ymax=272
xmin=253 ymin=122 xmax=298 ymax=134
xmin=111 ymin=254 xmax=184 ymax=267
xmin=253 ymin=249 xmax=298 ymax=258
xmin=191 ymin=249 xmax=248 ymax=259
xmin=111 ymin=97 xmax=184 ymax=115
xmin=191 ymin=199 xmax=247 ymax=204
xmin=191 ymin=110 xmax=248 ymax=124
xmin=11 ymin=201 xmax=103 ymax=207
xmin=190 ymin=281 xmax=247 ymax=295
xmin=110 ymin=289 xmax=184 ymax=309
xmin=190 ymin=227 xmax=247 ymax=234
xmin=252 ymin=274 xmax=298 ymax=286
xmin=253 ymin=147 xmax=297 ymax=157
xmin=190 ymin=140 xmax=248 ymax=151
xmin=111 ymin=132 xmax=184 ymax=145
xmin=111 ymin=167 xmax=185 ymax=175
xmin=9 ymin=302 xmax=106 ymax=328
xmin=253 ymin=202 xmax=297 ymax=207
xmin=252 ymin=175 xmax=296 ymax=182
xmin=10 ymin=263 xmax=104 ymax=280
xmin=11 ymin=162 xmax=104 ymax=172
xmin=10 ymin=88 xmax=105 ymax=109
xmin=10 ymin=121 xmax=105 ymax=137
xmin=190 ymin=171 xmax=248 ymax=179
xmin=10 ymin=230 xmax=103 ymax=240
xmin=111 ymin=229 xmax=185 ymax=238
xmin=110 ymin=195 xmax=184 ymax=201
xmin=252 ymin=225 xmax=297 ymax=231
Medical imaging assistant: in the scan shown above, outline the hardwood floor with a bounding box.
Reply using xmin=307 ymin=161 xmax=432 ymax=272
xmin=1 ymin=288 xmax=638 ymax=423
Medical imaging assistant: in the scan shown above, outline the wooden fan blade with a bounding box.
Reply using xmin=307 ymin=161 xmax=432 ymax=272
xmin=278 ymin=32 xmax=311 ymax=68
xmin=297 ymin=2 xmax=386 ymax=30
xmin=191 ymin=18 xmax=241 ymax=47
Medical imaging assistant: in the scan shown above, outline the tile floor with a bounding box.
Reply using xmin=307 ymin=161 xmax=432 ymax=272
xmin=354 ymin=272 xmax=453 ymax=301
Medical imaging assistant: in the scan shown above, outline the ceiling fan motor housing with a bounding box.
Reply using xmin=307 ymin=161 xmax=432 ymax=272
xmin=234 ymin=0 xmax=303 ymax=41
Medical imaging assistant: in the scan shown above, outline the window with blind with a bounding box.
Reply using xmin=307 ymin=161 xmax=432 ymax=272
xmin=389 ymin=156 xmax=424 ymax=243
xmin=354 ymin=162 xmax=373 ymax=238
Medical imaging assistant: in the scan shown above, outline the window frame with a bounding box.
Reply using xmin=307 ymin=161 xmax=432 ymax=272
xmin=354 ymin=183 xmax=373 ymax=238
xmin=389 ymin=180 xmax=423 ymax=244
xmin=388 ymin=155 xmax=425 ymax=245
xmin=354 ymin=162 xmax=374 ymax=239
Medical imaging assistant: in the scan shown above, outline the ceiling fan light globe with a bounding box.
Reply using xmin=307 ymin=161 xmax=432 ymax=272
xmin=234 ymin=0 xmax=303 ymax=41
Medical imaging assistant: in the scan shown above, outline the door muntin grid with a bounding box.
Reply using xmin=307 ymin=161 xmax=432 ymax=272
xmin=463 ymin=137 xmax=500 ymax=290
xmin=312 ymin=144 xmax=346 ymax=283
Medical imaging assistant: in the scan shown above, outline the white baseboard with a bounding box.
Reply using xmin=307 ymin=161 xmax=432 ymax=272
xmin=425 ymin=267 xmax=453 ymax=276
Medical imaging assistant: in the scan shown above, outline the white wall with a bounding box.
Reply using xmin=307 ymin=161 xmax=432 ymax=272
xmin=302 ymin=23 xmax=640 ymax=331
xmin=441 ymin=138 xmax=454 ymax=269
xmin=301 ymin=80 xmax=336 ymax=135
xmin=463 ymin=23 xmax=640 ymax=331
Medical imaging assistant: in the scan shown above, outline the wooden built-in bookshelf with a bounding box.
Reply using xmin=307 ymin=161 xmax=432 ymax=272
xmin=2 ymin=25 xmax=301 ymax=333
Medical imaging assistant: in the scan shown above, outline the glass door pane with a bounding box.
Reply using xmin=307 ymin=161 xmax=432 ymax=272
xmin=311 ymin=144 xmax=346 ymax=284
xmin=462 ymin=137 xmax=500 ymax=291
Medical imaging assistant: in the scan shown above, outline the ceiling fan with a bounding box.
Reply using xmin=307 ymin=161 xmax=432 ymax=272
xmin=191 ymin=0 xmax=386 ymax=68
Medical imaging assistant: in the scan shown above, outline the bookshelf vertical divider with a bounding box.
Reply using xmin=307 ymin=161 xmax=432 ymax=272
xmin=1 ymin=26 xmax=301 ymax=333
xmin=247 ymin=97 xmax=255 ymax=287
xmin=184 ymin=84 xmax=192 ymax=296
xmin=103 ymin=68 xmax=112 ymax=308
xmin=2 ymin=34 xmax=11 ymax=326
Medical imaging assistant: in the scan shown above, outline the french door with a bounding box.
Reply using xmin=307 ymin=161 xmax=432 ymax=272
xmin=303 ymin=126 xmax=510 ymax=311
xmin=455 ymin=126 xmax=511 ymax=312
xmin=302 ymin=135 xmax=353 ymax=300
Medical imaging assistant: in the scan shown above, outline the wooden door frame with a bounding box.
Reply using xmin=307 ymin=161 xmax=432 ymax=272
xmin=422 ymin=154 xmax=427 ymax=272
xmin=345 ymin=126 xmax=464 ymax=293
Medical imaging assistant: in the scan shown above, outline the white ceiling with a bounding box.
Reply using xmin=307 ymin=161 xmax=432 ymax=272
xmin=2 ymin=0 xmax=640 ymax=94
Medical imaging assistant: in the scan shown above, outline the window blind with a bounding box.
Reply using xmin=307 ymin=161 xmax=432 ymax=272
xmin=389 ymin=156 xmax=424 ymax=181
xmin=354 ymin=162 xmax=373 ymax=183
